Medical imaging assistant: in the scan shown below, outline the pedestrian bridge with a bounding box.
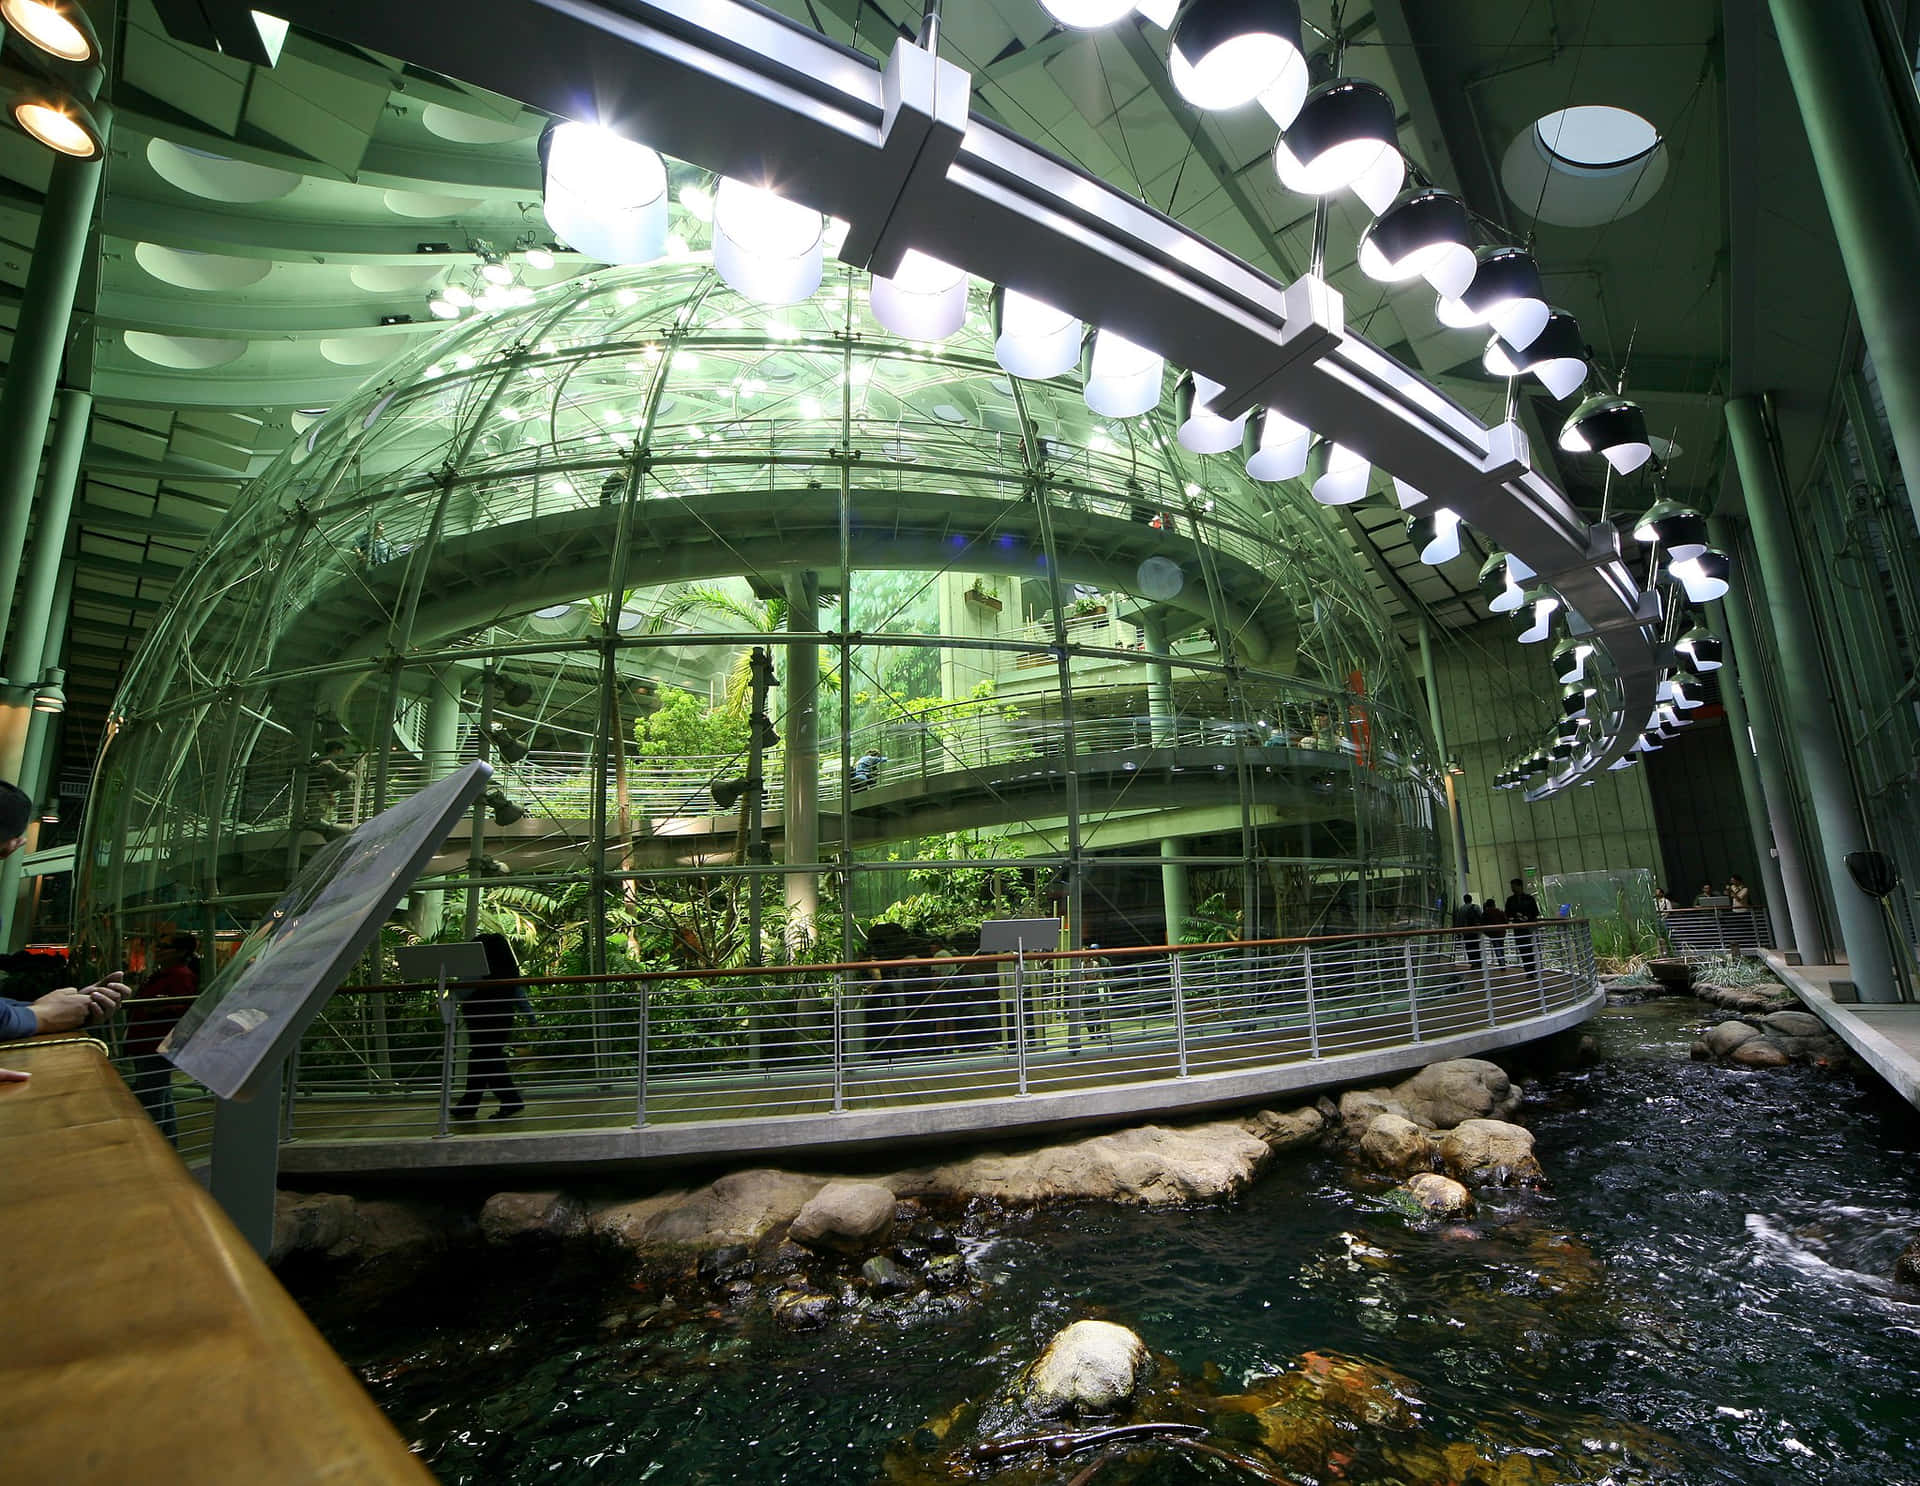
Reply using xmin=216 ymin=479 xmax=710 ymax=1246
xmin=162 ymin=919 xmax=1601 ymax=1181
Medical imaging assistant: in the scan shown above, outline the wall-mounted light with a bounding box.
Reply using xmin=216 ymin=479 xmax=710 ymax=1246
xmin=870 ymin=248 xmax=968 ymax=341
xmin=992 ymin=286 xmax=1081 ymax=380
xmin=1243 ymin=406 xmax=1311 ymax=481
xmin=1174 ymin=372 xmax=1248 ymax=454
xmin=1082 ymin=327 xmax=1164 ymax=418
xmin=540 ymin=120 xmax=668 ymax=266
xmin=1483 ymin=309 xmax=1587 ymax=400
xmin=1357 ymin=187 xmax=1476 ymax=298
xmin=1273 ymin=78 xmax=1404 ymax=213
xmin=713 ymin=177 xmax=824 ymax=305
xmin=1170 ymin=0 xmax=1308 ymax=120
xmin=31 ymin=667 xmax=65 ymax=713
xmin=8 ymin=90 xmax=104 ymax=157
xmin=1559 ymin=393 xmax=1652 ymax=475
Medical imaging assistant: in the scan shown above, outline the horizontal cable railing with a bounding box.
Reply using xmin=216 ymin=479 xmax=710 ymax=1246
xmin=1659 ymin=907 xmax=1774 ymax=959
xmin=142 ymin=918 xmax=1596 ymax=1165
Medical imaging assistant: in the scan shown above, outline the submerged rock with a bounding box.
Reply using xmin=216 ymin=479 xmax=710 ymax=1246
xmin=861 ymin=1254 xmax=917 ymax=1297
xmin=1360 ymin=1113 xmax=1432 ymax=1175
xmin=1403 ymin=1172 xmax=1474 ymax=1218
xmin=924 ymin=1252 xmax=967 ymax=1292
xmin=1701 ymin=1020 xmax=1761 ymax=1058
xmin=1730 ymin=1040 xmax=1790 ymax=1069
xmin=1439 ymin=1119 xmax=1544 ymax=1187
xmin=1023 ymin=1320 xmax=1150 ymax=1417
xmin=771 ymin=1287 xmax=837 ymax=1330
xmin=791 ymin=1181 xmax=897 ymax=1255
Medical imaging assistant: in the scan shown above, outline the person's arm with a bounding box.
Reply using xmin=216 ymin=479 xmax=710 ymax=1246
xmin=1 ymin=997 xmax=38 ymax=1041
xmin=1 ymin=974 xmax=129 ymax=1038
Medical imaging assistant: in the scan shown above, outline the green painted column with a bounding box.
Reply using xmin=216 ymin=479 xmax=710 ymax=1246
xmin=407 ymin=665 xmax=463 ymax=939
xmin=1141 ymin=613 xmax=1189 ymax=942
xmin=1767 ymin=0 xmax=1920 ymax=535
xmin=2 ymin=557 xmax=74 ymax=948
xmin=0 ymin=387 xmax=90 ymax=782
xmin=783 ymin=571 xmax=820 ymax=957
xmin=1725 ymin=399 xmax=1893 ymax=997
xmin=1706 ymin=590 xmax=1790 ymax=947
xmin=0 ymin=139 xmax=106 ymax=651
xmin=1417 ymin=619 xmax=1467 ymax=900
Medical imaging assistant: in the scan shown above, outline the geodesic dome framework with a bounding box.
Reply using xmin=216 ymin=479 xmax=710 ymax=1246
xmin=76 ymin=260 xmax=1443 ymax=971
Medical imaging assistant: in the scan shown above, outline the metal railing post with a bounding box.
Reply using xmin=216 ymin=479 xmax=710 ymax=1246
xmin=833 ymin=973 xmax=846 ymax=1112
xmin=1172 ymin=953 xmax=1189 ymax=1076
xmin=1404 ymin=940 xmax=1420 ymax=1041
xmin=1013 ymin=950 xmax=1030 ymax=1095
xmin=435 ymin=978 xmax=455 ymax=1138
xmin=1537 ymin=925 xmax=1550 ymax=1013
xmin=1482 ymin=943 xmax=1497 ymax=1027
xmin=1303 ymin=945 xmax=1319 ymax=1057
xmin=281 ymin=1043 xmax=300 ymax=1141
xmin=634 ymin=983 xmax=650 ymax=1129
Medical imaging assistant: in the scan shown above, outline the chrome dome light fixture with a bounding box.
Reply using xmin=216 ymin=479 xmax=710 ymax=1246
xmin=1674 ymin=624 xmax=1723 ymax=672
xmin=1170 ymin=0 xmax=1308 ymax=121
xmin=1407 ymin=506 xmax=1463 ymax=565
xmin=1307 ymin=436 xmax=1370 ymax=506
xmin=869 ymin=248 xmax=968 ymax=341
xmin=992 ymin=287 xmax=1082 ymax=380
xmin=1436 ymin=246 xmax=1549 ymax=350
xmin=1559 ymin=393 xmax=1653 ymax=474
xmin=9 ymin=91 xmax=104 ymax=157
xmin=1273 ymin=78 xmax=1404 ymax=214
xmin=1 ymin=0 xmax=100 ymax=62
xmin=1175 ymin=372 xmax=1249 ymax=454
xmin=1632 ymin=497 xmax=1708 ymax=559
xmin=1517 ymin=586 xmax=1560 ymax=643
xmin=1551 ymin=636 xmax=1593 ymax=685
xmin=540 ymin=121 xmax=668 ymax=266
xmin=1666 ymin=546 xmax=1730 ymax=603
xmin=712 ymin=177 xmax=824 ymax=305
xmin=1242 ymin=406 xmax=1311 ymax=481
xmin=1483 ymin=309 xmax=1587 ymax=400
xmin=1082 ymin=327 xmax=1165 ymax=418
xmin=1561 ymin=684 xmax=1594 ymax=721
xmin=1357 ymin=188 xmax=1476 ymax=299
xmin=1478 ymin=550 xmax=1533 ymax=614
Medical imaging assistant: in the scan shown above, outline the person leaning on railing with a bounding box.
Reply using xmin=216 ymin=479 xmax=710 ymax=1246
xmin=0 ymin=782 xmax=130 ymax=1083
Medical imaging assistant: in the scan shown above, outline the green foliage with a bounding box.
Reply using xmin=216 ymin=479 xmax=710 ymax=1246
xmin=1692 ymin=952 xmax=1783 ymax=989
xmin=871 ymin=830 xmax=1036 ymax=939
xmin=634 ymin=688 xmax=750 ymax=760
xmin=1180 ymin=891 xmax=1241 ymax=944
xmin=1589 ymin=886 xmax=1668 ymax=975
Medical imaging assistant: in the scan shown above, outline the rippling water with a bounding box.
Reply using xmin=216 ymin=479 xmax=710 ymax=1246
xmin=308 ymin=1001 xmax=1920 ymax=1483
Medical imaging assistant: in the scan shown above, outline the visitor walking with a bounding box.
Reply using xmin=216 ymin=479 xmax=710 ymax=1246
xmin=123 ymin=933 xmax=200 ymax=1144
xmin=1454 ymin=893 xmax=1483 ymax=968
xmin=1480 ymin=892 xmax=1508 ymax=966
xmin=452 ymin=932 xmax=534 ymax=1122
xmin=1505 ymin=877 xmax=1542 ymax=976
xmin=851 ymin=746 xmax=883 ymax=792
xmin=303 ymin=738 xmax=356 ymax=839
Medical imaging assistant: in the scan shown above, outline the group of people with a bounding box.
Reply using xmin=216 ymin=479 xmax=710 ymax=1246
xmin=1652 ymin=876 xmax=1752 ymax=912
xmin=1453 ymin=878 xmax=1544 ymax=971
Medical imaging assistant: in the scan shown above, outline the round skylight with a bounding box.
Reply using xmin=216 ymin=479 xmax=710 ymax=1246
xmin=1533 ymin=106 xmax=1660 ymax=171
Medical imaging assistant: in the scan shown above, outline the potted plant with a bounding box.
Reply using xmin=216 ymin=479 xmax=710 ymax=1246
xmin=964 ymin=579 xmax=1001 ymax=613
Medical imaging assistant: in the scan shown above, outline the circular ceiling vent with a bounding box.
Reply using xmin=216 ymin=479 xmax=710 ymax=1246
xmin=1502 ymin=105 xmax=1667 ymax=228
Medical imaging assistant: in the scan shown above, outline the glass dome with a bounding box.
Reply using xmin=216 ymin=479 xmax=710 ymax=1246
xmin=75 ymin=260 xmax=1443 ymax=974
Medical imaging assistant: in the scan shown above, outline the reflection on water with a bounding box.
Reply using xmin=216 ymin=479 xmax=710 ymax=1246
xmin=310 ymin=1003 xmax=1920 ymax=1483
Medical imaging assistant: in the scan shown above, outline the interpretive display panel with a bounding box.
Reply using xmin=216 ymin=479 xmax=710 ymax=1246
xmin=163 ymin=761 xmax=492 ymax=1101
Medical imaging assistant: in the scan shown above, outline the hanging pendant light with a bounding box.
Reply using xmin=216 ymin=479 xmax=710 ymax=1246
xmin=1082 ymin=327 xmax=1165 ymax=418
xmin=712 ymin=177 xmax=824 ymax=305
xmin=992 ymin=286 xmax=1082 ymax=380
xmin=1273 ymin=78 xmax=1404 ymax=214
xmin=1478 ymin=550 xmax=1533 ymax=614
xmin=1608 ymin=752 xmax=1639 ymax=770
xmin=1406 ymin=506 xmax=1463 ymax=564
xmin=1674 ymin=624 xmax=1723 ymax=671
xmin=1552 ymin=636 xmax=1593 ymax=685
xmin=540 ymin=121 xmax=669 ymax=266
xmin=870 ymin=249 xmax=968 ymax=341
xmin=1170 ymin=0 xmax=1308 ymax=120
xmin=1559 ymin=393 xmax=1653 ymax=474
xmin=1357 ymin=188 xmax=1476 ymax=299
xmin=1436 ymin=246 xmax=1549 ymax=350
xmin=1243 ymin=407 xmax=1311 ymax=481
xmin=1632 ymin=497 xmax=1708 ymax=559
xmin=1561 ymin=684 xmax=1593 ymax=721
xmin=1483 ymin=309 xmax=1587 ymax=400
xmin=1175 ymin=372 xmax=1249 ymax=453
xmin=1666 ymin=546 xmax=1730 ymax=603
xmin=1517 ymin=587 xmax=1559 ymax=643
xmin=1307 ymin=436 xmax=1370 ymax=505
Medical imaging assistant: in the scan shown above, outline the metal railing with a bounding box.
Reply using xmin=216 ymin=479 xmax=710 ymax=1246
xmin=1659 ymin=907 xmax=1774 ymax=959
xmin=138 ymin=918 xmax=1596 ymax=1163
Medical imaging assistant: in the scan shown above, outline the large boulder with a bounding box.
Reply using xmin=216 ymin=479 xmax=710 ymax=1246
xmin=789 ymin=1181 xmax=897 ymax=1255
xmin=1241 ymin=1105 xmax=1326 ymax=1150
xmin=1439 ymin=1119 xmax=1543 ymax=1187
xmin=1338 ymin=1089 xmax=1408 ymax=1141
xmin=1023 ymin=1320 xmax=1150 ymax=1417
xmin=1359 ymin=1114 xmax=1431 ymax=1176
xmin=1700 ymin=1020 xmax=1761 ymax=1058
xmin=271 ymin=1191 xmax=356 ymax=1265
xmin=889 ymin=1122 xmax=1271 ymax=1207
xmin=587 ymin=1169 xmax=824 ymax=1255
xmin=480 ymin=1190 xmax=587 ymax=1244
xmin=1392 ymin=1059 xmax=1521 ymax=1129
xmin=1761 ymin=1010 xmax=1825 ymax=1040
xmin=1403 ymin=1172 xmax=1474 ymax=1218
xmin=1730 ymin=1040 xmax=1790 ymax=1069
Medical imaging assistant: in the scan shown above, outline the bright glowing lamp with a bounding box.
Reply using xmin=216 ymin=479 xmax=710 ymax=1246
xmin=480 ymin=253 xmax=513 ymax=286
xmin=1632 ymin=497 xmax=1708 ymax=559
xmin=1552 ymin=636 xmax=1593 ymax=685
xmin=1483 ymin=309 xmax=1587 ymax=399
xmin=1082 ymin=328 xmax=1164 ymax=418
xmin=1307 ymin=437 xmax=1370 ymax=505
xmin=1175 ymin=372 xmax=1249 ymax=454
xmin=712 ymin=177 xmax=824 ymax=306
xmin=1407 ymin=506 xmax=1463 ymax=564
xmin=426 ymin=290 xmax=461 ymax=320
xmin=1273 ymin=78 xmax=1404 ymax=214
xmin=1357 ymin=188 xmax=1476 ymax=298
xmin=1478 ymin=550 xmax=1533 ymax=614
xmin=524 ymin=245 xmax=556 ymax=271
xmin=1517 ymin=587 xmax=1559 ymax=643
xmin=1039 ymin=0 xmax=1136 ymax=23
xmin=9 ymin=92 xmax=103 ymax=157
xmin=992 ymin=287 xmax=1082 ymax=380
xmin=1 ymin=0 xmax=99 ymax=61
xmin=1243 ymin=407 xmax=1311 ymax=481
xmin=1171 ymin=0 xmax=1307 ymax=120
xmin=870 ymin=249 xmax=968 ymax=341
xmin=1436 ymin=246 xmax=1548 ymax=349
xmin=540 ymin=121 xmax=668 ymax=266
xmin=1560 ymin=394 xmax=1652 ymax=474
xmin=1674 ymin=624 xmax=1723 ymax=671
xmin=1562 ymin=685 xmax=1593 ymax=721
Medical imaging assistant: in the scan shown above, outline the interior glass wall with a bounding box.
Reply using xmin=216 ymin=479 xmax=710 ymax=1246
xmin=74 ymin=262 xmax=1443 ymax=976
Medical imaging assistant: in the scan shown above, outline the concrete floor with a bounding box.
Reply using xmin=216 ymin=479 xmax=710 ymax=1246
xmin=1765 ymin=952 xmax=1920 ymax=1108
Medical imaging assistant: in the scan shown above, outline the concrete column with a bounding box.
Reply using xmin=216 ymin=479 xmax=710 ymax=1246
xmin=0 ymin=145 xmax=106 ymax=646
xmin=1141 ymin=613 xmax=1189 ymax=941
xmin=1708 ymin=596 xmax=1791 ymax=944
xmin=1 ymin=558 xmax=74 ymax=948
xmin=1712 ymin=514 xmax=1827 ymax=964
xmin=407 ymin=666 xmax=463 ymax=939
xmin=1725 ymin=399 xmax=1894 ymax=997
xmin=0 ymin=387 xmax=89 ymax=781
xmin=1418 ymin=620 xmax=1467 ymax=900
xmin=783 ymin=572 xmax=820 ymax=957
xmin=1767 ymin=0 xmax=1920 ymax=534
